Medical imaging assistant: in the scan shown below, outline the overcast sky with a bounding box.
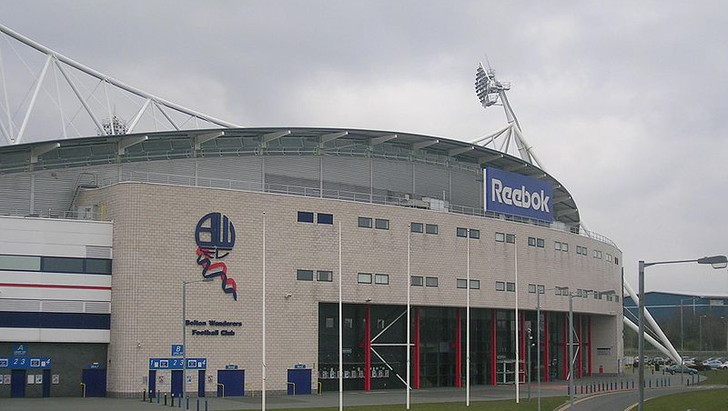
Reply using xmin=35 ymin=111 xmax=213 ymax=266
xmin=3 ymin=1 xmax=727 ymax=296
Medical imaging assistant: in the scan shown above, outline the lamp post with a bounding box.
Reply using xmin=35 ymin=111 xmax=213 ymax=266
xmin=182 ymin=278 xmax=213 ymax=401
xmin=637 ymin=255 xmax=727 ymax=411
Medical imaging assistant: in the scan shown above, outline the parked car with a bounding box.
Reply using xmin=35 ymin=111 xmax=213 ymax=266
xmin=702 ymin=359 xmax=725 ymax=370
xmin=666 ymin=364 xmax=698 ymax=375
xmin=718 ymin=361 xmax=728 ymax=370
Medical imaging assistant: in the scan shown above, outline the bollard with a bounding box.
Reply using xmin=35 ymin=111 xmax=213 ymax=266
xmin=186 ymin=396 xmax=189 ymax=410
xmin=178 ymin=395 xmax=181 ymax=408
xmin=143 ymin=389 xmax=147 ymax=402
xmin=205 ymin=399 xmax=208 ymax=411
xmin=196 ymin=398 xmax=200 ymax=411
xmin=164 ymin=393 xmax=168 ymax=405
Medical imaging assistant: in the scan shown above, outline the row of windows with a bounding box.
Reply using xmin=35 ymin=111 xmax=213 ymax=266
xmin=358 ymin=217 xmax=390 ymax=230
xmin=410 ymin=222 xmax=439 ymax=234
xmin=410 ymin=276 xmax=438 ymax=287
xmin=494 ymin=232 xmax=516 ymax=243
xmin=456 ymin=278 xmax=481 ymax=289
xmin=576 ymin=245 xmax=588 ymax=255
xmin=0 ymin=254 xmax=112 ymax=275
xmin=528 ymin=283 xmax=546 ymax=294
xmin=296 ymin=269 xmax=333 ymax=282
xmin=554 ymin=241 xmax=569 ymax=252
xmin=297 ymin=211 xmax=334 ymax=224
xmin=456 ymin=227 xmax=480 ymax=239
xmin=495 ymin=281 xmax=516 ymax=292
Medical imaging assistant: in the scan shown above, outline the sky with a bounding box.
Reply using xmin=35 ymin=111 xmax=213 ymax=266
xmin=2 ymin=0 xmax=727 ymax=296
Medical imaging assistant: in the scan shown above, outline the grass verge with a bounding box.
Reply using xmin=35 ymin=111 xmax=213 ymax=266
xmin=265 ymin=396 xmax=569 ymax=411
xmin=643 ymin=387 xmax=728 ymax=410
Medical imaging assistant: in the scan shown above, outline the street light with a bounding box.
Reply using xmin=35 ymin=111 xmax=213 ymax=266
xmin=182 ymin=278 xmax=213 ymax=401
xmin=637 ymin=255 xmax=727 ymax=411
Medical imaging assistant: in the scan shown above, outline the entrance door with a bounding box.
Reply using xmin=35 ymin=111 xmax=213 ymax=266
xmin=197 ymin=370 xmax=205 ymax=397
xmin=42 ymin=369 xmax=51 ymax=397
xmin=216 ymin=369 xmax=244 ymax=397
xmin=148 ymin=370 xmax=156 ymax=398
xmin=81 ymin=369 xmax=107 ymax=397
xmin=171 ymin=370 xmax=183 ymax=398
xmin=11 ymin=369 xmax=26 ymax=398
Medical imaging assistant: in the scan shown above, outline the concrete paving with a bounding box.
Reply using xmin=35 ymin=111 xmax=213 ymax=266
xmin=0 ymin=372 xmax=699 ymax=411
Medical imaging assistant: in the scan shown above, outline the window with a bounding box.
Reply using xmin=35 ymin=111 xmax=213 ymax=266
xmin=375 ymin=219 xmax=389 ymax=230
xmin=410 ymin=276 xmax=423 ymax=286
xmin=411 ymin=222 xmax=423 ymax=233
xmin=555 ymin=288 xmax=562 ymax=296
xmin=528 ymin=284 xmax=537 ymax=293
xmin=614 ymin=256 xmax=619 ymax=265
xmin=42 ymin=257 xmax=84 ymax=273
xmin=495 ymin=232 xmax=505 ymax=242
xmin=317 ymin=270 xmax=333 ymax=282
xmin=357 ymin=273 xmax=372 ymax=284
xmin=358 ymin=217 xmax=373 ymax=228
xmin=506 ymin=282 xmax=516 ymax=292
xmin=374 ymin=274 xmax=389 ymax=285
xmin=425 ymin=276 xmax=438 ymax=287
xmin=506 ymin=234 xmax=516 ymax=243
xmin=528 ymin=237 xmax=537 ymax=247
xmin=594 ymin=292 xmax=600 ymax=299
xmin=85 ymin=258 xmax=112 ymax=274
xmin=529 ymin=237 xmax=544 ymax=248
xmin=469 ymin=279 xmax=480 ymax=289
xmin=457 ymin=279 xmax=468 ymax=289
xmin=615 ymin=295 xmax=620 ymax=303
xmin=561 ymin=243 xmax=569 ymax=252
xmin=593 ymin=250 xmax=603 ymax=259
xmin=555 ymin=241 xmax=562 ymax=251
xmin=577 ymin=246 xmax=587 ymax=255
xmin=297 ymin=211 xmax=314 ymax=223
xmin=425 ymin=224 xmax=438 ymax=234
xmin=0 ymin=255 xmax=41 ymax=271
xmin=296 ymin=269 xmax=314 ymax=281
xmin=495 ymin=281 xmax=505 ymax=291
xmin=317 ymin=213 xmax=333 ymax=224
xmin=469 ymin=229 xmax=480 ymax=239
xmin=536 ymin=238 xmax=545 ymax=248
xmin=456 ymin=227 xmax=468 ymax=238
xmin=537 ymin=285 xmax=545 ymax=294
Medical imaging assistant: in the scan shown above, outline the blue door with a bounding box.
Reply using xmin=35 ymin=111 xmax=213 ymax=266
xmin=216 ymin=369 xmax=244 ymax=397
xmin=11 ymin=369 xmax=26 ymax=398
xmin=198 ymin=370 xmax=205 ymax=397
xmin=287 ymin=369 xmax=312 ymax=395
xmin=171 ymin=370 xmax=183 ymax=398
xmin=148 ymin=370 xmax=156 ymax=398
xmin=81 ymin=369 xmax=107 ymax=397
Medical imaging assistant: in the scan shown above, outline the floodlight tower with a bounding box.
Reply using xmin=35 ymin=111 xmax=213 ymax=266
xmin=473 ymin=63 xmax=544 ymax=169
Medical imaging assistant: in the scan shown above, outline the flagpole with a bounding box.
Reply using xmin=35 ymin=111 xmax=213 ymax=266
xmin=515 ymin=238 xmax=519 ymax=403
xmin=338 ymin=221 xmax=343 ymax=411
xmin=466 ymin=231 xmax=471 ymax=407
xmin=262 ymin=212 xmax=266 ymax=411
xmin=406 ymin=225 xmax=411 ymax=409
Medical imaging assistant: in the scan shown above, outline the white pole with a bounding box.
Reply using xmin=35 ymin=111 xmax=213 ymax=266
xmin=338 ymin=221 xmax=343 ymax=411
xmin=515 ymin=239 xmax=519 ymax=403
xmin=406 ymin=226 xmax=411 ymax=410
xmin=466 ymin=233 xmax=471 ymax=407
xmin=536 ymin=291 xmax=541 ymax=411
xmin=182 ymin=281 xmax=187 ymax=401
xmin=262 ymin=213 xmax=266 ymax=411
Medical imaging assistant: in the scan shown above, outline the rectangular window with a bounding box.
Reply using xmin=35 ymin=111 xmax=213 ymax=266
xmin=614 ymin=256 xmax=619 ymax=265
xmin=457 ymin=279 xmax=468 ymax=289
xmin=357 ymin=273 xmax=372 ymax=284
xmin=506 ymin=282 xmax=516 ymax=292
xmin=495 ymin=232 xmax=505 ymax=242
xmin=425 ymin=276 xmax=438 ymax=287
xmin=297 ymin=211 xmax=314 ymax=223
xmin=538 ymin=285 xmax=545 ymax=294
xmin=410 ymin=222 xmax=423 ymax=233
xmin=469 ymin=229 xmax=480 ymax=239
xmin=536 ymin=238 xmax=545 ymax=248
xmin=554 ymin=241 xmax=562 ymax=251
xmin=495 ymin=281 xmax=505 ymax=291
xmin=410 ymin=276 xmax=423 ymax=286
xmin=528 ymin=284 xmax=537 ymax=293
xmin=615 ymin=295 xmax=620 ymax=303
xmin=41 ymin=257 xmax=84 ymax=273
xmin=425 ymin=224 xmax=438 ymax=234
xmin=85 ymin=258 xmax=112 ymax=274
xmin=506 ymin=234 xmax=516 ymax=243
xmin=469 ymin=279 xmax=480 ymax=290
xmin=561 ymin=243 xmax=569 ymax=252
xmin=0 ymin=255 xmax=41 ymax=271
xmin=317 ymin=270 xmax=333 ymax=282
xmin=456 ymin=227 xmax=468 ymax=238
xmin=374 ymin=274 xmax=389 ymax=285
xmin=358 ymin=217 xmax=373 ymax=228
xmin=375 ymin=219 xmax=390 ymax=230
xmin=317 ymin=213 xmax=333 ymax=224
xmin=555 ymin=288 xmax=562 ymax=296
xmin=296 ymin=269 xmax=314 ymax=281
xmin=528 ymin=237 xmax=537 ymax=247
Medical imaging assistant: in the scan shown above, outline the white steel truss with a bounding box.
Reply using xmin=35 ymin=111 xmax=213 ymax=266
xmin=0 ymin=23 xmax=241 ymax=145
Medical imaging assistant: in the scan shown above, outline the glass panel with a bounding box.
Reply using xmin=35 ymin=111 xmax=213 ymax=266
xmin=425 ymin=224 xmax=438 ymax=234
xmin=456 ymin=227 xmax=467 ymax=238
xmin=85 ymin=259 xmax=112 ymax=274
xmin=317 ymin=213 xmax=333 ymax=224
xmin=374 ymin=274 xmax=389 ymax=285
xmin=411 ymin=276 xmax=423 ymax=286
xmin=297 ymin=269 xmax=314 ymax=281
xmin=469 ymin=279 xmax=480 ymax=289
xmin=375 ymin=219 xmax=389 ymax=230
xmin=317 ymin=270 xmax=333 ymax=282
xmin=358 ymin=217 xmax=372 ymax=228
xmin=425 ymin=277 xmax=438 ymax=287
xmin=297 ymin=211 xmax=314 ymax=223
xmin=0 ymin=255 xmax=41 ymax=271
xmin=457 ymin=279 xmax=467 ymax=289
xmin=41 ymin=257 xmax=84 ymax=273
xmin=469 ymin=229 xmax=480 ymax=239
xmin=358 ymin=273 xmax=372 ymax=284
xmin=410 ymin=223 xmax=423 ymax=233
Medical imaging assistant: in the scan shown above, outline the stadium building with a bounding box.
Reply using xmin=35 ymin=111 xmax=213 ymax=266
xmin=0 ymin=127 xmax=624 ymax=398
